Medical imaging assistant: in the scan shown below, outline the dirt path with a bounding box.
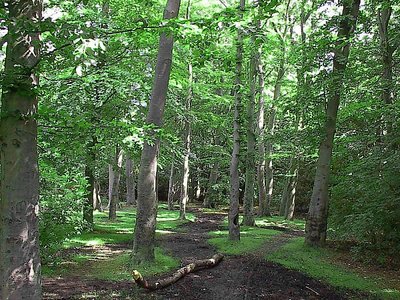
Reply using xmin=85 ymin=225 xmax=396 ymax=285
xmin=43 ymin=210 xmax=365 ymax=299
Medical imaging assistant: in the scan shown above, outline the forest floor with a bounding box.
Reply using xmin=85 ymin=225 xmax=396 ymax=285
xmin=42 ymin=206 xmax=399 ymax=299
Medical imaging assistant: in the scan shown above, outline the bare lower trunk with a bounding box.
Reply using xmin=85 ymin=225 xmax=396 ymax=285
xmin=179 ymin=33 xmax=193 ymax=220
xmin=133 ymin=0 xmax=181 ymax=263
xmin=126 ymin=157 xmax=136 ymax=205
xmin=203 ymin=161 xmax=219 ymax=208
xmin=229 ymin=0 xmax=245 ymax=241
xmin=167 ymin=161 xmax=175 ymax=210
xmin=243 ymin=34 xmax=257 ymax=227
xmin=284 ymin=158 xmax=299 ymax=220
xmin=84 ymin=164 xmax=95 ymax=228
xmin=257 ymin=46 xmax=267 ymax=217
xmin=305 ymin=0 xmax=360 ymax=246
xmin=109 ymin=148 xmax=124 ymax=220
xmin=0 ymin=0 xmax=42 ymax=298
xmin=107 ymin=163 xmax=114 ymax=208
xmin=93 ymin=181 xmax=102 ymax=211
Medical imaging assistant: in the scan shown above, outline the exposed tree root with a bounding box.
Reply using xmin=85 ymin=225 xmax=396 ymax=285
xmin=132 ymin=253 xmax=224 ymax=290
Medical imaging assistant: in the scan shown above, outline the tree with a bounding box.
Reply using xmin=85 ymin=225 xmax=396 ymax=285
xmin=305 ymin=0 xmax=361 ymax=246
xmin=0 ymin=0 xmax=43 ymax=298
xmin=229 ymin=0 xmax=245 ymax=241
xmin=133 ymin=0 xmax=182 ymax=263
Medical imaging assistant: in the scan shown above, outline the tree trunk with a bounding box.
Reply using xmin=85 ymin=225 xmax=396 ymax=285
xmin=204 ymin=161 xmax=219 ymax=208
xmin=126 ymin=157 xmax=136 ymax=205
xmin=84 ymin=164 xmax=95 ymax=228
xmin=284 ymin=158 xmax=299 ymax=220
xmin=264 ymin=62 xmax=285 ymax=217
xmin=243 ymin=34 xmax=257 ymax=227
xmin=133 ymin=0 xmax=181 ymax=263
xmin=179 ymin=1 xmax=192 ymax=220
xmin=229 ymin=0 xmax=245 ymax=241
xmin=257 ymin=43 xmax=267 ymax=217
xmin=305 ymin=0 xmax=361 ymax=246
xmin=167 ymin=161 xmax=175 ymax=210
xmin=109 ymin=147 xmax=124 ymax=220
xmin=107 ymin=163 xmax=114 ymax=208
xmin=93 ymin=180 xmax=103 ymax=211
xmin=0 ymin=0 xmax=42 ymax=298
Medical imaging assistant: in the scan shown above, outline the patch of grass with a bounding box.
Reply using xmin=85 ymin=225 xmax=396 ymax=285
xmin=255 ymin=215 xmax=305 ymax=230
xmin=208 ymin=226 xmax=280 ymax=255
xmin=268 ymin=237 xmax=400 ymax=299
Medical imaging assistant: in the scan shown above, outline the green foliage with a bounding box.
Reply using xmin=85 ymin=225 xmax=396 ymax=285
xmin=39 ymin=161 xmax=87 ymax=263
xmin=208 ymin=227 xmax=280 ymax=255
xmin=268 ymin=238 xmax=400 ymax=299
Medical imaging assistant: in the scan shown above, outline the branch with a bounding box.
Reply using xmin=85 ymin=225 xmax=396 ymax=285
xmin=132 ymin=253 xmax=224 ymax=290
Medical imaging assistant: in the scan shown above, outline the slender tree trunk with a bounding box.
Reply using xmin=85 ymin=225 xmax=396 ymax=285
xmin=93 ymin=180 xmax=102 ymax=211
xmin=179 ymin=1 xmax=192 ymax=220
xmin=243 ymin=35 xmax=257 ymax=226
xmin=167 ymin=161 xmax=175 ymax=210
xmin=305 ymin=0 xmax=361 ymax=246
xmin=229 ymin=0 xmax=245 ymax=241
xmin=133 ymin=0 xmax=181 ymax=263
xmin=0 ymin=0 xmax=42 ymax=298
xmin=84 ymin=164 xmax=95 ymax=228
xmin=109 ymin=148 xmax=124 ymax=220
xmin=204 ymin=161 xmax=219 ymax=208
xmin=126 ymin=157 xmax=136 ymax=205
xmin=257 ymin=45 xmax=268 ymax=217
xmin=284 ymin=158 xmax=298 ymax=220
xmin=108 ymin=163 xmax=114 ymax=208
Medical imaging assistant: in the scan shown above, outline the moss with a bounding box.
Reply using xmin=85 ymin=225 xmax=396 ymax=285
xmin=268 ymin=237 xmax=400 ymax=300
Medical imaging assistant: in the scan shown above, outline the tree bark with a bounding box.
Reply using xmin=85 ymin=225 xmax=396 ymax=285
xmin=229 ymin=0 xmax=245 ymax=241
xmin=126 ymin=157 xmax=136 ymax=205
xmin=284 ymin=158 xmax=299 ymax=220
xmin=93 ymin=180 xmax=102 ymax=211
xmin=167 ymin=161 xmax=175 ymax=210
xmin=107 ymin=163 xmax=114 ymax=208
xmin=243 ymin=34 xmax=257 ymax=227
xmin=305 ymin=0 xmax=361 ymax=246
xmin=133 ymin=253 xmax=224 ymax=290
xmin=133 ymin=0 xmax=181 ymax=263
xmin=0 ymin=0 xmax=43 ymax=298
xmin=109 ymin=147 xmax=124 ymax=220
xmin=204 ymin=161 xmax=219 ymax=208
xmin=179 ymin=1 xmax=192 ymax=220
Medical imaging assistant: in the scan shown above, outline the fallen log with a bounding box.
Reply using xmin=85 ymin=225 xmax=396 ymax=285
xmin=132 ymin=253 xmax=224 ymax=290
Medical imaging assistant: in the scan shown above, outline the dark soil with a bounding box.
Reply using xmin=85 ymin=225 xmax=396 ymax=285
xmin=42 ymin=209 xmax=369 ymax=299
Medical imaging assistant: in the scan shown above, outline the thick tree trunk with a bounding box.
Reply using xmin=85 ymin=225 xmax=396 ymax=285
xmin=243 ymin=35 xmax=257 ymax=227
xmin=0 ymin=0 xmax=43 ymax=298
xmin=167 ymin=161 xmax=175 ymax=210
xmin=109 ymin=148 xmax=124 ymax=220
xmin=229 ymin=0 xmax=245 ymax=241
xmin=133 ymin=0 xmax=181 ymax=263
xmin=305 ymin=0 xmax=361 ymax=246
xmin=126 ymin=157 xmax=136 ymax=205
xmin=133 ymin=253 xmax=224 ymax=290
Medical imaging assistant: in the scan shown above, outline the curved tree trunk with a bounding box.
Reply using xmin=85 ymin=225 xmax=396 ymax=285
xmin=0 ymin=0 xmax=43 ymax=298
xmin=229 ymin=0 xmax=245 ymax=241
xmin=133 ymin=0 xmax=181 ymax=263
xmin=305 ymin=0 xmax=361 ymax=246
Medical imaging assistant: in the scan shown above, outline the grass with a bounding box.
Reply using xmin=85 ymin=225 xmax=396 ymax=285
xmin=43 ymin=206 xmax=192 ymax=280
xmin=220 ymin=215 xmax=306 ymax=231
xmin=208 ymin=226 xmax=280 ymax=255
xmin=268 ymin=237 xmax=400 ymax=300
